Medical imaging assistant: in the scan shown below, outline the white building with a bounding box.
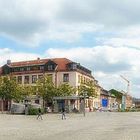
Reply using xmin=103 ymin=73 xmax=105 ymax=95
xmin=0 ymin=58 xmax=101 ymax=111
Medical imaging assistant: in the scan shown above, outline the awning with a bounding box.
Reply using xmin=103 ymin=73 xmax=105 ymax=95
xmin=53 ymin=96 xmax=83 ymax=100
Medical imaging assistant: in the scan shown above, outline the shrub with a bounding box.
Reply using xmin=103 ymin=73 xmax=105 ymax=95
xmin=28 ymin=107 xmax=39 ymax=115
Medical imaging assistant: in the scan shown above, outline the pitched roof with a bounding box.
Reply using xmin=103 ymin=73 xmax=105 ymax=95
xmin=7 ymin=58 xmax=73 ymax=71
xmin=52 ymin=58 xmax=72 ymax=71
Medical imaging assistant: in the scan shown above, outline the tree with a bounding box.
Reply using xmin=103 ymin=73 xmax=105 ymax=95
xmin=109 ymin=89 xmax=123 ymax=99
xmin=78 ymin=81 xmax=97 ymax=111
xmin=78 ymin=81 xmax=97 ymax=97
xmin=56 ymin=83 xmax=76 ymax=97
xmin=36 ymin=75 xmax=57 ymax=107
xmin=20 ymin=85 xmax=36 ymax=101
xmin=0 ymin=76 xmax=22 ymax=112
xmin=36 ymin=75 xmax=76 ymax=108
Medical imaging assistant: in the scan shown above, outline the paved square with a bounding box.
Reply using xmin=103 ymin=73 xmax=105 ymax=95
xmin=0 ymin=112 xmax=140 ymax=140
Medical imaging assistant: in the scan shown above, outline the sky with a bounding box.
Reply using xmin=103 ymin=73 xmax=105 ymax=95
xmin=0 ymin=0 xmax=140 ymax=98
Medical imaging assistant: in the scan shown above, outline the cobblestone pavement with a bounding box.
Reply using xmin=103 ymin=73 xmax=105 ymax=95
xmin=0 ymin=112 xmax=140 ymax=140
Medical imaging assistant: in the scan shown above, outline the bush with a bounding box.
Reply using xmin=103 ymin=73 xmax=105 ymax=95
xmin=28 ymin=107 xmax=39 ymax=115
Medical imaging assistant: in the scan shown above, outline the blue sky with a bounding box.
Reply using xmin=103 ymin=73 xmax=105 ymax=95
xmin=1 ymin=0 xmax=140 ymax=97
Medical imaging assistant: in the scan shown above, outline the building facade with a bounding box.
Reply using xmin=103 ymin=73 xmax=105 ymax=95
xmin=0 ymin=58 xmax=100 ymax=111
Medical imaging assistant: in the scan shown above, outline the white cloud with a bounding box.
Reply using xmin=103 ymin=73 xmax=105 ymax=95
xmin=58 ymin=0 xmax=140 ymax=27
xmin=1 ymin=0 xmax=140 ymax=46
xmin=0 ymin=48 xmax=39 ymax=66
xmin=0 ymin=0 xmax=64 ymax=46
xmin=45 ymin=46 xmax=140 ymax=97
xmin=0 ymin=0 xmax=140 ymax=98
xmin=1 ymin=46 xmax=140 ymax=97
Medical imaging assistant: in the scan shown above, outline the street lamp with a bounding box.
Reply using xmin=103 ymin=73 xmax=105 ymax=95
xmin=120 ymin=75 xmax=130 ymax=111
xmin=121 ymin=90 xmax=126 ymax=111
xmin=83 ymin=91 xmax=88 ymax=117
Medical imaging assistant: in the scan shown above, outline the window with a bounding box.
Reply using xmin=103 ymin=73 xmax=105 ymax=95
xmin=48 ymin=65 xmax=53 ymax=70
xmin=13 ymin=68 xmax=19 ymax=72
xmin=63 ymin=73 xmax=69 ymax=82
xmin=84 ymin=77 xmax=86 ymax=84
xmin=78 ymin=75 xmax=80 ymax=83
xmin=40 ymin=66 xmax=44 ymax=70
xmin=24 ymin=76 xmax=29 ymax=84
xmin=20 ymin=67 xmax=24 ymax=71
xmin=81 ymin=76 xmax=83 ymax=83
xmin=35 ymin=99 xmax=39 ymax=104
xmin=26 ymin=67 xmax=30 ymax=71
xmin=38 ymin=75 xmax=43 ymax=80
xmin=32 ymin=66 xmax=39 ymax=71
xmin=47 ymin=74 xmax=53 ymax=81
xmin=72 ymin=63 xmax=77 ymax=69
xmin=17 ymin=76 xmax=22 ymax=84
xmin=32 ymin=75 xmax=37 ymax=83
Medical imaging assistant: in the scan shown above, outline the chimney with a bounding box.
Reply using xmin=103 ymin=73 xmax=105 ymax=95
xmin=7 ymin=60 xmax=11 ymax=65
xmin=37 ymin=57 xmax=40 ymax=60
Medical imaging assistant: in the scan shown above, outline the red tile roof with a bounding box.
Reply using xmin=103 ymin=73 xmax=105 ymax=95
xmin=53 ymin=58 xmax=72 ymax=71
xmin=8 ymin=58 xmax=72 ymax=71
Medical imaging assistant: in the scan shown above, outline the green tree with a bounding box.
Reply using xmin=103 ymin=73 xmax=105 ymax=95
xmin=36 ymin=75 xmax=57 ymax=107
xmin=78 ymin=81 xmax=97 ymax=97
xmin=0 ymin=76 xmax=22 ymax=112
xmin=109 ymin=89 xmax=123 ymax=99
xmin=36 ymin=75 xmax=76 ymax=108
xmin=20 ymin=85 xmax=36 ymax=101
xmin=56 ymin=83 xmax=76 ymax=97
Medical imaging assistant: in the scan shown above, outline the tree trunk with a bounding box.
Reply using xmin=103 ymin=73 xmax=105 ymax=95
xmin=8 ymin=100 xmax=11 ymax=112
xmin=1 ymin=99 xmax=4 ymax=113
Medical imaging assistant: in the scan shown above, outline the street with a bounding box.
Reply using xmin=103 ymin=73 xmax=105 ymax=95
xmin=0 ymin=112 xmax=140 ymax=140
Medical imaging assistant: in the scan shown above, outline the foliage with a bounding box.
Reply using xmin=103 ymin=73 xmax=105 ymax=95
xmin=36 ymin=75 xmax=57 ymax=101
xmin=78 ymin=81 xmax=97 ymax=97
xmin=20 ymin=85 xmax=36 ymax=100
xmin=109 ymin=89 xmax=123 ymax=99
xmin=0 ymin=76 xmax=22 ymax=101
xmin=56 ymin=83 xmax=76 ymax=97
xmin=28 ymin=107 xmax=39 ymax=115
xmin=36 ymin=75 xmax=76 ymax=102
xmin=28 ymin=106 xmax=44 ymax=115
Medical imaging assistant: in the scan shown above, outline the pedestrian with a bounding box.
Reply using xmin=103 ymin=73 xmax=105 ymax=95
xmin=37 ymin=108 xmax=43 ymax=120
xmin=62 ymin=107 xmax=66 ymax=120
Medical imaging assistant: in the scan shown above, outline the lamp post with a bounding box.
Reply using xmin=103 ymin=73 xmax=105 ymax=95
xmin=120 ymin=75 xmax=130 ymax=111
xmin=121 ymin=90 xmax=126 ymax=111
xmin=83 ymin=91 xmax=87 ymax=117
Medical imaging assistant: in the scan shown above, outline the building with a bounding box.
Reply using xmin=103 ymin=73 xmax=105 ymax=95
xmin=100 ymin=89 xmax=117 ymax=111
xmin=133 ymin=98 xmax=140 ymax=108
xmin=0 ymin=58 xmax=100 ymax=112
xmin=125 ymin=94 xmax=133 ymax=108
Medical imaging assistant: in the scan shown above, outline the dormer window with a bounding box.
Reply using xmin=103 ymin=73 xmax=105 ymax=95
xmin=67 ymin=63 xmax=77 ymax=70
xmin=45 ymin=60 xmax=57 ymax=71
xmin=20 ymin=67 xmax=24 ymax=71
xmin=72 ymin=63 xmax=77 ymax=69
xmin=40 ymin=66 xmax=44 ymax=70
xmin=27 ymin=67 xmax=30 ymax=71
xmin=48 ymin=65 xmax=53 ymax=71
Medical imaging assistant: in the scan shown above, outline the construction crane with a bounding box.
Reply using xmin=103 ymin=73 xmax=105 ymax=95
xmin=120 ymin=75 xmax=130 ymax=95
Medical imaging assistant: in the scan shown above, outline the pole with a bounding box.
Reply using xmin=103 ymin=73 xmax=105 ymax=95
xmin=120 ymin=75 xmax=130 ymax=110
xmin=84 ymin=92 xmax=86 ymax=117
xmin=121 ymin=94 xmax=126 ymax=111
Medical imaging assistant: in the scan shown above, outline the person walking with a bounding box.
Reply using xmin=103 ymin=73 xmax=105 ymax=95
xmin=37 ymin=108 xmax=43 ymax=120
xmin=62 ymin=107 xmax=66 ymax=120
